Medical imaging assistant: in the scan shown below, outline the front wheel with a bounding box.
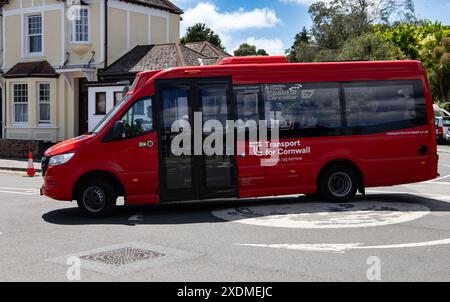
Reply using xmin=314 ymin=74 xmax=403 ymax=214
xmin=318 ymin=165 xmax=358 ymax=202
xmin=76 ymin=179 xmax=117 ymax=218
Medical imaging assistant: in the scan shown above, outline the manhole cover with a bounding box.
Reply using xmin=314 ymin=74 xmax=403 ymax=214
xmin=80 ymin=247 xmax=165 ymax=266
xmin=46 ymin=242 xmax=201 ymax=276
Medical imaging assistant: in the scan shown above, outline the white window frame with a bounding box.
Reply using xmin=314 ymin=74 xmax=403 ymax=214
xmin=25 ymin=13 xmax=44 ymax=56
xmin=12 ymin=83 xmax=29 ymax=126
xmin=70 ymin=7 xmax=91 ymax=44
xmin=37 ymin=82 xmax=52 ymax=126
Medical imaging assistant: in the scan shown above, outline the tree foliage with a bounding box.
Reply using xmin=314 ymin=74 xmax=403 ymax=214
xmin=234 ymin=43 xmax=269 ymax=56
xmin=429 ymin=37 xmax=450 ymax=103
xmin=286 ymin=0 xmax=450 ymax=106
xmin=338 ymin=32 xmax=406 ymax=61
xmin=180 ymin=23 xmax=226 ymax=51
xmin=308 ymin=0 xmax=415 ymax=50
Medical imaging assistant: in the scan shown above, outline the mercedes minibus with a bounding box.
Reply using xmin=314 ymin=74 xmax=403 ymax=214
xmin=41 ymin=56 xmax=438 ymax=217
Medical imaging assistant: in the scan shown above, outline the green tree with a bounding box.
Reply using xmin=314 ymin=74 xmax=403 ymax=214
xmin=287 ymin=27 xmax=312 ymax=62
xmin=234 ymin=43 xmax=268 ymax=56
xmin=430 ymin=37 xmax=450 ymax=103
xmin=256 ymin=49 xmax=269 ymax=56
xmin=288 ymin=41 xmax=318 ymax=62
xmin=308 ymin=0 xmax=415 ymax=50
xmin=180 ymin=23 xmax=225 ymax=50
xmin=376 ymin=21 xmax=450 ymax=103
xmin=338 ymin=32 xmax=406 ymax=61
xmin=375 ymin=21 xmax=450 ymax=60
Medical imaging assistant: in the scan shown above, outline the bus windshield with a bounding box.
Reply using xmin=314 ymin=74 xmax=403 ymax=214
xmin=90 ymin=95 xmax=131 ymax=134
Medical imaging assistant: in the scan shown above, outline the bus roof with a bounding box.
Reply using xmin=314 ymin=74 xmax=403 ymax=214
xmin=138 ymin=57 xmax=426 ymax=88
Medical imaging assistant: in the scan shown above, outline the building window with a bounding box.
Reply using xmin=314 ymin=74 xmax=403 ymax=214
xmin=38 ymin=83 xmax=51 ymax=124
xmin=95 ymin=92 xmax=106 ymax=115
xmin=27 ymin=14 xmax=42 ymax=54
xmin=71 ymin=8 xmax=89 ymax=43
xmin=13 ymin=84 xmax=28 ymax=124
xmin=114 ymin=91 xmax=123 ymax=106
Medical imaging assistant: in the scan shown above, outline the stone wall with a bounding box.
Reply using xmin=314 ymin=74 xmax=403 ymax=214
xmin=0 ymin=140 xmax=55 ymax=159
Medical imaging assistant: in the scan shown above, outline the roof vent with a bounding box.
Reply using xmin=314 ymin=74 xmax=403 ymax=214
xmin=218 ymin=56 xmax=289 ymax=65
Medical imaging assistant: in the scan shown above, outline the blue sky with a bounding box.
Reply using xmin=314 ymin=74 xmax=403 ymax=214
xmin=171 ymin=0 xmax=450 ymax=55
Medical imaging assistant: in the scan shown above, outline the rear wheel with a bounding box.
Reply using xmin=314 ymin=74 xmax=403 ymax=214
xmin=76 ymin=179 xmax=117 ymax=218
xmin=318 ymin=165 xmax=358 ymax=202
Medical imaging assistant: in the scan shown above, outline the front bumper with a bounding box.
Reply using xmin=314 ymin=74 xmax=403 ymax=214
xmin=40 ymin=166 xmax=76 ymax=201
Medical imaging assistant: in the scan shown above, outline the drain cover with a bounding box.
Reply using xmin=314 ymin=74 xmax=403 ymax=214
xmin=47 ymin=242 xmax=201 ymax=276
xmin=80 ymin=247 xmax=165 ymax=266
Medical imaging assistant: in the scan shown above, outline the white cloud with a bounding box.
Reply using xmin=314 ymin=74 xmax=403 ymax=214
xmin=181 ymin=3 xmax=282 ymax=33
xmin=233 ymin=37 xmax=286 ymax=56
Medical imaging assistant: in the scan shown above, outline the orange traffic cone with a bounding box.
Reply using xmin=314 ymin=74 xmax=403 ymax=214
xmin=26 ymin=152 xmax=36 ymax=177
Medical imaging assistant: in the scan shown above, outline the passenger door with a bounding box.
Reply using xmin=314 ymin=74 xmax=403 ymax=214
xmin=156 ymin=78 xmax=237 ymax=202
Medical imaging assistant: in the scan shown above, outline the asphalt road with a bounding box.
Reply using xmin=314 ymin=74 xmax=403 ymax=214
xmin=1 ymin=153 xmax=450 ymax=281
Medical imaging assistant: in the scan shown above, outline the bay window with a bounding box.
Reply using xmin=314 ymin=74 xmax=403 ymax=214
xmin=38 ymin=83 xmax=51 ymax=125
xmin=13 ymin=84 xmax=28 ymax=124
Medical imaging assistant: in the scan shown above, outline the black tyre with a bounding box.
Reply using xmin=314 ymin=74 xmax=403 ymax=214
xmin=76 ymin=179 xmax=117 ymax=218
xmin=318 ymin=165 xmax=358 ymax=202
xmin=304 ymin=193 xmax=319 ymax=200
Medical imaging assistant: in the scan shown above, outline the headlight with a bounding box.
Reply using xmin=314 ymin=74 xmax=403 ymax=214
xmin=48 ymin=153 xmax=75 ymax=166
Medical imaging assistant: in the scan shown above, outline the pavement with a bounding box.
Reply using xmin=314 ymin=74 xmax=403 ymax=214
xmin=1 ymin=151 xmax=450 ymax=281
xmin=0 ymin=158 xmax=42 ymax=173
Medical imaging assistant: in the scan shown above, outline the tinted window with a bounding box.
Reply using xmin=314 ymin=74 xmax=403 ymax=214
xmin=235 ymin=85 xmax=260 ymax=122
xmin=161 ymin=89 xmax=190 ymax=131
xmin=344 ymin=80 xmax=427 ymax=134
xmin=200 ymin=85 xmax=229 ymax=127
xmin=443 ymin=118 xmax=450 ymax=127
xmin=262 ymin=83 xmax=342 ymax=137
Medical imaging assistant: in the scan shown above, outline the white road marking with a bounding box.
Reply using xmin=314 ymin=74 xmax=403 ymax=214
xmin=439 ymin=164 xmax=450 ymax=168
xmin=0 ymin=187 xmax=39 ymax=195
xmin=423 ymin=174 xmax=450 ymax=183
xmin=366 ymin=190 xmax=450 ymax=200
xmin=0 ymin=187 xmax=39 ymax=191
xmin=421 ymin=181 xmax=450 ymax=185
xmin=128 ymin=213 xmax=144 ymax=223
xmin=237 ymin=238 xmax=450 ymax=254
xmin=0 ymin=190 xmax=37 ymax=195
xmin=212 ymin=201 xmax=430 ymax=229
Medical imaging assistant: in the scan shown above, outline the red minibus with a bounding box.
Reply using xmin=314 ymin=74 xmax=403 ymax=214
xmin=41 ymin=56 xmax=438 ymax=217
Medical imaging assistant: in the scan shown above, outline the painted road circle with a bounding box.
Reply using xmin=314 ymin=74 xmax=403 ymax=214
xmin=212 ymin=201 xmax=430 ymax=229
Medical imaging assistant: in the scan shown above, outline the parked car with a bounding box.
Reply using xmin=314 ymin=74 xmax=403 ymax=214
xmin=443 ymin=117 xmax=450 ymax=142
xmin=446 ymin=127 xmax=450 ymax=142
xmin=435 ymin=116 xmax=450 ymax=143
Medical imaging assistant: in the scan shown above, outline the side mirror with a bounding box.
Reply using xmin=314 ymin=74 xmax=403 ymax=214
xmin=112 ymin=120 xmax=126 ymax=139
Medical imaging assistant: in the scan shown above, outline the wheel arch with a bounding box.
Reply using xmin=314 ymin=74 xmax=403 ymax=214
xmin=72 ymin=170 xmax=126 ymax=200
xmin=317 ymin=159 xmax=365 ymax=194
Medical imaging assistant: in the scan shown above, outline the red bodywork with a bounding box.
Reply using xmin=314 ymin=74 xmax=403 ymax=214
xmin=41 ymin=59 xmax=438 ymax=204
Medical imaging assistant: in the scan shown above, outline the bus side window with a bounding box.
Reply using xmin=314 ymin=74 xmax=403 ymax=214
xmin=234 ymin=85 xmax=261 ymax=132
xmin=343 ymin=81 xmax=427 ymax=134
xmin=262 ymin=83 xmax=341 ymax=137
